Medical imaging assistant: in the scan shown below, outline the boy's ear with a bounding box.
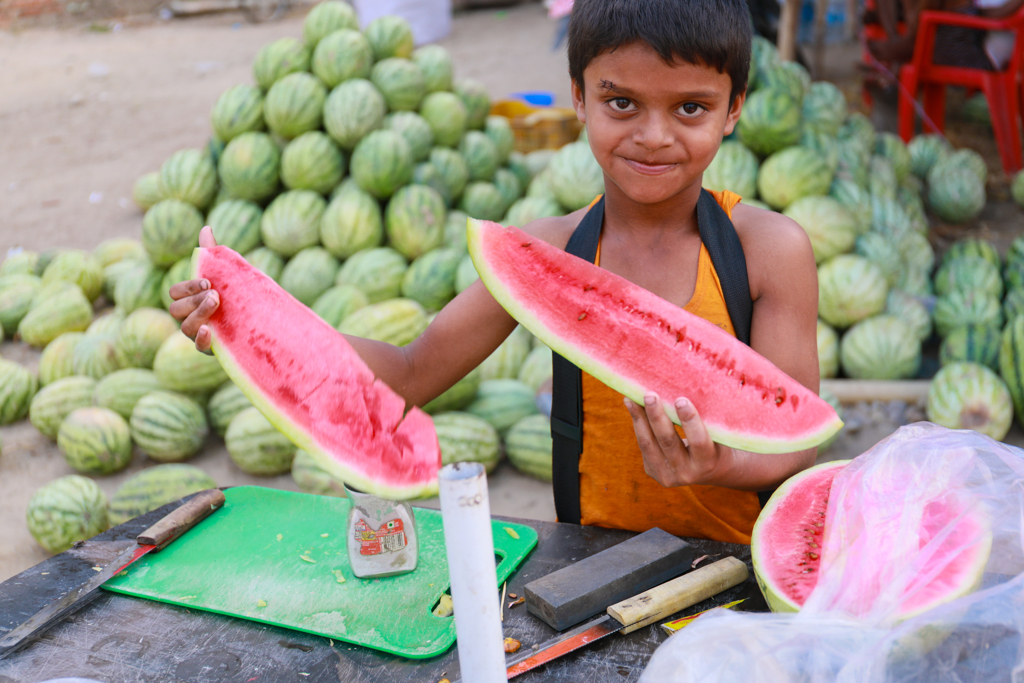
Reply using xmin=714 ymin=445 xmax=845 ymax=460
xmin=722 ymin=89 xmax=746 ymax=137
xmin=571 ymin=78 xmax=587 ymax=125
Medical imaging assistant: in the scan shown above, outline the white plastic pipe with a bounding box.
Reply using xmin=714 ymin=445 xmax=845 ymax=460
xmin=439 ymin=462 xmax=506 ymax=683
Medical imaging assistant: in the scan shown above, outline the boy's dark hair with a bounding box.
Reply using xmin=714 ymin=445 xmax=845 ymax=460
xmin=567 ymin=0 xmax=752 ymax=104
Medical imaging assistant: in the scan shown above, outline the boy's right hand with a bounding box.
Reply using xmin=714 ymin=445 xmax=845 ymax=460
xmin=168 ymin=226 xmax=219 ymax=354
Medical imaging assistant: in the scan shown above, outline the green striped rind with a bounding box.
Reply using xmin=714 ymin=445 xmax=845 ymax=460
xmin=784 ymin=196 xmax=857 ymax=265
xmin=156 ymin=259 xmax=188 ymax=311
xmin=548 ymin=142 xmax=604 ymax=213
xmin=927 ymin=362 xmax=1012 ymax=441
xmin=129 ymin=390 xmax=209 ymax=462
xmin=934 ymin=290 xmax=1003 ymax=338
xmin=207 ymin=382 xmax=252 ymax=437
xmin=311 ymin=285 xmax=369 ymax=328
xmin=885 ymin=289 xmax=932 ymax=342
xmin=518 ymin=344 xmax=552 ymax=392
xmin=400 ymin=247 xmax=462 ymax=312
xmin=1005 ymin=288 xmax=1024 ymax=323
xmin=225 ymin=406 xmax=296 ymax=476
xmin=817 ymin=255 xmax=888 ymax=329
xmin=736 ymin=88 xmax=802 ymax=157
xmin=29 ymin=376 xmax=97 ymax=439
xmin=433 ymin=411 xmax=501 ymax=472
xmin=323 ymin=79 xmax=387 ymax=152
xmin=926 ymin=163 xmax=985 ymax=224
xmin=159 ymin=149 xmax=217 ymax=211
xmin=218 ymin=132 xmax=281 ymax=203
xmin=311 ymin=29 xmax=372 ymax=88
xmin=829 ymin=178 xmax=871 ymax=234
xmin=459 ymin=182 xmax=505 ymax=222
xmin=71 ymin=334 xmax=121 ymax=380
xmin=19 ymin=283 xmax=93 ymax=347
xmin=505 ymin=413 xmax=553 ymax=481
xmin=303 ymin=0 xmax=358 ymax=47
xmin=114 ymin=260 xmax=165 ymax=314
xmin=480 ymin=326 xmax=531 ymax=381
xmin=702 ymin=140 xmax=758 ymax=199
xmin=816 ymin=320 xmax=839 ymax=379
xmin=465 ymin=379 xmax=538 ymax=436
xmin=505 ymin=197 xmax=564 ymax=227
xmin=337 ymin=298 xmax=429 ymax=346
xmin=484 ymin=116 xmax=515 ymax=166
xmin=999 ymin=316 xmax=1024 ymax=423
xmin=757 ymin=146 xmax=833 ymax=211
xmin=335 ymin=247 xmax=407 ymax=303
xmin=875 ymin=132 xmax=911 ymax=182
xmin=41 ymin=251 xmax=104 ymax=302
xmin=263 ymin=72 xmax=327 ymax=140
xmin=801 ymin=81 xmax=846 ymax=136
xmin=370 ymin=58 xmax=426 ymax=112
xmin=467 ymin=221 xmax=843 ymax=453
xmin=364 ymin=15 xmax=414 ymax=61
xmin=492 ymin=169 xmax=522 ymax=215
xmin=839 ymin=315 xmax=921 ymax=380
xmin=279 ymin=247 xmax=339 ymax=306
xmin=1004 ymin=261 xmax=1024 ymax=291
xmin=1 ymin=250 xmax=39 ymax=277
xmin=940 ymin=324 xmax=1000 ymax=371
xmin=87 ymin=309 xmax=125 ymax=337
xmin=58 ymin=407 xmax=133 ymax=475
xmin=908 ymin=134 xmax=951 ymax=179
xmin=253 ymin=37 xmax=311 ymax=91
xmin=206 ymin=200 xmax=263 ymax=253
xmin=94 ymin=367 xmax=164 ymax=419
xmin=103 ymin=260 xmax=140 ymax=301
xmin=412 ymin=44 xmax=453 ymax=93
xmin=897 ymin=231 xmax=936 ymax=274
xmin=280 ymin=131 xmax=345 ymax=194
xmin=108 ymin=464 xmax=216 ymax=526
xmin=210 ymin=84 xmax=265 ymax=143
xmin=26 ymin=475 xmax=109 ymax=554
xmin=153 ymin=333 xmax=228 ymax=394
xmin=291 ymin=449 xmax=346 ymax=497
xmin=133 ymin=172 xmax=165 ymax=211
xmin=260 ymin=190 xmax=327 ymax=257
xmin=943 ymin=238 xmax=1000 ymax=269
xmin=854 ymin=232 xmax=900 ymax=287
xmin=142 ymin=199 xmax=204 ymax=268
xmin=385 ymin=184 xmax=447 ymax=259
xmin=431 ymin=147 xmax=470 ymax=205
xmin=455 ymin=252 xmax=479 ymax=293
xmin=0 ymin=359 xmax=38 ymax=424
xmin=751 ymin=460 xmax=850 ymax=612
xmin=0 ymin=273 xmax=42 ymax=336
xmin=115 ymin=307 xmax=179 ymax=369
xmin=39 ymin=332 xmax=84 ymax=386
xmin=454 ymin=79 xmax=491 ymax=130
xmin=385 ymin=111 xmax=435 ymax=163
xmin=423 ymin=366 xmax=482 ymax=414
xmin=244 ymin=247 xmax=285 ymax=282
xmin=444 ymin=209 xmax=471 ymax=252
xmin=321 ymin=186 xmax=384 ymax=259
xmin=420 ymin=92 xmax=468 ymax=148
xmin=351 ymin=130 xmax=414 ymax=200
xmin=1008 ymin=234 xmax=1024 ymax=270
xmin=458 ymin=131 xmax=499 ymax=183
xmin=934 ymin=256 xmax=1002 ymax=299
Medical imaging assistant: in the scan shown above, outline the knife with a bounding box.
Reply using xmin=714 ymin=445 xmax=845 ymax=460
xmin=456 ymin=556 xmax=748 ymax=681
xmin=0 ymin=488 xmax=225 ymax=660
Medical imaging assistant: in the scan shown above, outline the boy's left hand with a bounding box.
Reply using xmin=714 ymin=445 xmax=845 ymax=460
xmin=624 ymin=393 xmax=726 ymax=488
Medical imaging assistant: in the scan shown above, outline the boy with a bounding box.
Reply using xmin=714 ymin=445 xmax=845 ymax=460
xmin=171 ymin=0 xmax=820 ymax=545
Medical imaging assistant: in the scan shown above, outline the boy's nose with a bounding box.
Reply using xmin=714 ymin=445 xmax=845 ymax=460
xmin=633 ymin=112 xmax=675 ymax=152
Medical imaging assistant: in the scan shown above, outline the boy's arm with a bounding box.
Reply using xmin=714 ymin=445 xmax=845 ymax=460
xmin=624 ymin=207 xmax=821 ymax=492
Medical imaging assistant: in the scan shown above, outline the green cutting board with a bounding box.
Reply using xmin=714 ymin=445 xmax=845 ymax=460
xmin=103 ymin=486 xmax=537 ymax=659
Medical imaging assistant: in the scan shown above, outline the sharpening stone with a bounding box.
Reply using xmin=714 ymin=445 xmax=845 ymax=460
xmin=523 ymin=527 xmax=695 ymax=631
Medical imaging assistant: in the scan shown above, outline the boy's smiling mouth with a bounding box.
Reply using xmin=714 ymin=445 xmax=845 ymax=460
xmin=623 ymin=158 xmax=678 ymax=175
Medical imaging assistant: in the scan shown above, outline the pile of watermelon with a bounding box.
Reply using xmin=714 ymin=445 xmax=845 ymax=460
xmin=0 ymin=1 xmax=567 ymax=556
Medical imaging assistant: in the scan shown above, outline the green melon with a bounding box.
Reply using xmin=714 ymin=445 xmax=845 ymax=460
xmin=801 ymin=81 xmax=847 ymax=136
xmin=757 ymin=146 xmax=833 ymax=210
xmin=385 ymin=111 xmax=435 ymax=163
xmin=928 ymin=362 xmax=1012 ymax=440
xmin=132 ymin=172 xmax=165 ymax=211
xmin=27 ymin=475 xmax=109 ymax=554
xmin=817 ymin=319 xmax=839 ymax=379
xmin=465 ymin=378 xmax=538 ymax=436
xmin=505 ymin=196 xmax=563 ymax=227
xmin=703 ymin=140 xmax=759 ymax=199
xmin=817 ymin=254 xmax=889 ymax=329
xmin=492 ymin=168 xmax=522 ymax=215
xmin=908 ymin=134 xmax=951 ymax=179
xmin=323 ymin=78 xmax=387 ymax=151
xmin=385 ymin=184 xmax=447 ymax=259
xmin=218 ymin=132 xmax=281 ymax=203
xmin=153 ymin=332 xmax=228 ymax=394
xmin=423 ymin=366 xmax=482 ymax=414
xmin=311 ymin=28 xmax=372 ymax=89
xmin=18 ymin=283 xmax=93 ymax=347
xmin=0 ymin=359 xmax=37 ymax=425
xmin=279 ymin=246 xmax=340 ymax=306
xmin=58 ymin=407 xmax=133 ymax=475
xmin=840 ymin=315 xmax=921 ymax=380
xmin=433 ymin=411 xmax=501 ymax=472
xmin=838 ymin=111 xmax=877 ymax=156
xmin=204 ymin=136 xmax=226 ymax=168
xmin=311 ymin=285 xmax=369 ymax=328
xmin=364 ymin=14 xmax=414 ymax=60
xmin=801 ymin=128 xmax=840 ymax=176
xmin=130 ymin=390 xmax=209 ymax=462
xmin=505 ymin=413 xmax=553 ymax=481
xmin=944 ymin=238 xmax=1001 ymax=269
xmin=370 ymin=57 xmax=426 ymax=112
xmin=42 ymin=250 xmax=104 ymax=302
xmin=225 ymin=406 xmax=296 ymax=476
xmin=1 ymin=249 xmax=39 ymax=277
xmin=455 ymin=252 xmax=479 ymax=293
xmin=459 ymin=181 xmax=506 ymax=222
xmin=303 ymin=0 xmax=358 ymax=47
xmin=253 ymin=37 xmax=311 ymax=91
xmin=885 ymin=289 xmax=932 ymax=342
xmin=400 ymin=247 xmax=462 ymax=312
xmin=94 ymin=236 xmax=145 ymax=270
xmin=507 ymin=150 xmax=537 ymax=189
xmin=412 ymin=161 xmax=451 ymax=205
xmin=940 ymin=324 xmax=1000 ymax=371
xmin=454 ymin=79 xmax=491 ymax=130
xmin=430 ymin=147 xmax=470 ymax=205
xmin=896 ymin=231 xmax=936 ymax=275
xmin=444 ymin=209 xmax=470 ymax=252
xmin=113 ymin=260 xmax=165 ymax=314
xmin=518 ymin=343 xmax=552 ymax=392
xmin=999 ymin=315 xmax=1024 ymax=422
xmin=934 ymin=256 xmax=1002 ymax=299
xmin=334 ymin=247 xmax=408 ymax=303
xmin=1005 ymin=260 xmax=1024 ymax=292
xmin=420 ymin=91 xmax=468 ymax=148
xmin=943 ymin=148 xmax=987 ymax=184
xmin=0 ymin=273 xmax=42 ymax=336
xmin=320 ymin=187 xmax=384 ymax=258
xmin=458 ymin=131 xmax=499 ymax=183
xmin=829 ymin=177 xmax=872 ymax=234
xmin=108 ymin=464 xmax=217 ymax=525
xmin=115 ymin=307 xmax=179 ymax=369
xmin=351 ymin=129 xmax=414 ymax=199
xmin=412 ymin=44 xmax=453 ymax=94
xmin=1005 ymin=287 xmax=1024 ymax=323
xmin=854 ymin=232 xmax=901 ymax=287
xmin=875 ymin=132 xmax=911 ymax=182
xmin=260 ymin=190 xmax=327 ymax=257
xmin=39 ymin=332 xmax=84 ymax=386
xmin=291 ymin=448 xmax=347 ymax=496
xmin=29 ymin=376 xmax=96 ymax=438
xmin=927 ymin=163 xmax=985 ymax=224
xmin=206 ymin=200 xmax=263 ymax=254
xmin=103 ymin=259 xmax=141 ymax=302
xmin=759 ymin=62 xmax=809 ymax=102
xmin=736 ymin=89 xmax=802 ymax=157
xmin=207 ymin=381 xmax=253 ymax=437
xmin=480 ymin=326 xmax=531 ymax=381
xmin=337 ymin=297 xmax=429 ymax=346
xmin=548 ymin=142 xmax=603 ymax=212
xmin=934 ymin=290 xmax=1003 ymax=337
xmin=210 ymin=84 xmax=265 ymax=143
xmin=142 ymin=199 xmax=205 ymax=269
xmin=159 ymin=149 xmax=217 ymax=211
xmin=94 ymin=368 xmax=166 ymax=420
xmin=484 ymin=116 xmax=515 ymax=166
xmin=868 ymin=155 xmax=898 ymax=203
xmin=783 ymin=196 xmax=856 ymax=264
xmin=71 ymin=333 xmax=121 ymax=380
xmin=263 ymin=72 xmax=327 ymax=140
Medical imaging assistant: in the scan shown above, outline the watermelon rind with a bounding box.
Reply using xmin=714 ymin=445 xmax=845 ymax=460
xmin=130 ymin=390 xmax=209 ymax=462
xmin=71 ymin=333 xmax=121 ymax=380
xmin=412 ymin=44 xmax=454 ymax=94
xmin=58 ymin=406 xmax=133 ymax=475
xmin=94 ymin=368 xmax=166 ymax=421
xmin=927 ymin=362 xmax=1012 ymax=441
xmin=0 ymin=358 xmax=38 ymax=425
xmin=311 ymin=285 xmax=369 ymax=328
xmin=433 ymin=411 xmax=501 ymax=473
xmin=260 ymin=190 xmax=327 ymax=257
xmin=465 ymin=378 xmax=538 ymax=436
xmin=225 ymin=406 xmax=296 ymax=476
xmin=115 ymin=307 xmax=179 ymax=369
xmin=505 ymin=413 xmax=553 ymax=481
xmin=278 ymin=246 xmax=339 ymax=306
xmin=41 ymin=251 xmax=104 ymax=302
xmin=263 ymin=72 xmax=327 ymax=141
xmin=0 ymin=273 xmax=42 ymax=337
xmin=27 ymin=475 xmax=109 ymax=554
xmin=311 ymin=28 xmax=372 ymax=88
xmin=364 ymin=15 xmax=414 ymax=61
xmin=39 ymin=332 xmax=85 ymax=386
xmin=423 ymin=366 xmax=482 ymax=414
xmin=108 ymin=464 xmax=217 ymax=526
xmin=292 ymin=449 xmax=346 ymax=497
xmin=303 ymin=1 xmax=358 ymax=48
xmin=19 ymin=283 xmax=93 ymax=348
xmin=210 ymin=84 xmax=265 ymax=143
xmin=334 ymin=247 xmax=408 ymax=303
xmin=207 ymin=381 xmax=253 ymax=437
xmin=153 ymin=332 xmax=229 ymax=394
xmin=320 ymin=186 xmax=384 ymax=259
xmin=253 ymin=37 xmax=311 ymax=91
xmin=113 ymin=260 xmax=165 ymax=314
xmin=337 ymin=298 xmax=429 ymax=347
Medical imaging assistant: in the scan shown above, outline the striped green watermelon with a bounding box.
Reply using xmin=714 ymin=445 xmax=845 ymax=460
xmin=263 ymin=72 xmax=327 ymax=140
xmin=485 ymin=116 xmax=515 ymax=166
xmin=423 ymin=366 xmax=481 ymax=414
xmin=829 ymin=177 xmax=871 ymax=233
xmin=27 ymin=475 xmax=108 ymax=553
xmin=817 ymin=319 xmax=839 ymax=379
xmin=1005 ymin=260 xmax=1024 ymax=291
xmin=260 ymin=190 xmax=327 ymax=257
xmin=204 ymin=136 xmax=226 ymax=168
xmin=206 ymin=199 xmax=263 ymax=254
xmin=505 ymin=413 xmax=553 ymax=481
xmin=384 ymin=111 xmax=435 ymax=163
xmin=253 ymin=37 xmax=311 ymax=91
xmin=58 ymin=407 xmax=133 ymax=475
xmin=312 ymin=285 xmax=369 ymax=328
xmin=505 ymin=196 xmax=564 ymax=227
xmin=703 ymin=140 xmax=758 ymax=199
xmin=225 ymin=406 xmax=296 ymax=476
xmin=885 ymin=289 xmax=932 ymax=342
xmin=303 ymin=0 xmax=358 ymax=48
xmin=444 ymin=209 xmax=470 ymax=252
xmin=108 ymin=464 xmax=217 ymax=525
xmin=854 ymin=232 xmax=901 ymax=287
xmin=944 ymin=238 xmax=1001 ymax=269
xmin=454 ymin=79 xmax=491 ymax=130
xmin=104 ymin=259 xmax=142 ymax=302
xmin=0 ymin=273 xmax=42 ymax=336
xmin=455 ymin=252 xmax=479 ymax=293
xmin=335 ymin=247 xmax=408 ymax=303
xmin=113 ymin=260 xmax=165 ymax=314
xmin=320 ymin=187 xmax=384 ymax=258
xmin=42 ymin=250 xmax=104 ymax=302
xmin=944 ymin=148 xmax=987 ymax=184
xmin=279 ymin=246 xmax=340 ymax=306
xmin=817 ymin=255 xmax=888 ymax=329
xmin=940 ymin=324 xmax=1000 ymax=371
xmin=1005 ymin=287 xmax=1024 ymax=323
xmin=928 ymin=362 xmax=1012 ymax=440
xmin=400 ymin=247 xmax=462 ymax=311
xmin=430 ymin=147 xmax=470 ymax=204
xmin=159 ymin=149 xmax=217 ymax=210
xmin=364 ymin=15 xmax=414 ymax=60
xmin=351 ymin=129 xmax=414 ymax=199
xmin=875 ymin=132 xmax=911 ymax=182
xmin=480 ymin=326 xmax=532 ymax=381
xmin=759 ymin=62 xmax=809 ymax=102
xmin=153 ymin=332 xmax=228 ymax=395
xmin=0 ymin=359 xmax=37 ymax=425
xmin=115 ymin=307 xmax=178 ymax=369
xmin=71 ymin=334 xmax=121 ymax=380
xmin=412 ymin=161 xmax=451 ymax=204
xmin=897 ymin=231 xmax=936 ymax=274
xmin=18 ymin=283 xmax=93 ymax=347
xmin=460 ymin=181 xmax=508 ymax=222
xmin=207 ymin=381 xmax=253 ymax=437
xmin=927 ymin=163 xmax=985 ymax=224
xmin=311 ymin=28 xmax=372 ymax=88
xmin=736 ymin=89 xmax=802 ymax=157
xmin=39 ymin=332 xmax=84 ymax=386
xmin=757 ymin=146 xmax=833 ymax=210
xmin=783 ymin=196 xmax=857 ymax=264
xmin=908 ymin=134 xmax=951 ymax=179
xmin=371 ymin=58 xmax=426 ymax=112
xmin=465 ymin=378 xmax=538 ymax=436
xmin=800 ymin=81 xmax=847 ymax=136
xmin=999 ymin=315 xmax=1024 ymax=422
xmin=518 ymin=343 xmax=552 ymax=392
xmin=210 ymin=84 xmax=265 ymax=143
xmin=323 ymin=79 xmax=387 ymax=151
xmin=130 ymin=390 xmax=209 ymax=462
xmin=839 ymin=112 xmax=877 ymax=156
xmin=292 ymin=449 xmax=346 ymax=496
xmin=548 ymin=142 xmax=603 ymax=212
xmin=412 ymin=44 xmax=453 ymax=93
xmin=420 ymin=91 xmax=468 ymax=148
xmin=934 ymin=256 xmax=1002 ymax=299
xmin=280 ymin=131 xmax=344 ymax=194
xmin=433 ymin=411 xmax=501 ymax=472
xmin=934 ymin=290 xmax=1003 ymax=337
xmin=840 ymin=315 xmax=921 ymax=380
xmin=1 ymin=249 xmax=39 ymax=277
xmin=87 ymin=309 xmax=124 ymax=338
xmin=385 ymin=184 xmax=447 ymax=259
xmin=93 ymin=237 xmax=145 ymax=268
xmin=133 ymin=172 xmax=165 ymax=211
xmin=868 ymin=154 xmax=898 ymax=202
xmin=897 ymin=266 xmax=933 ymax=300
xmin=29 ymin=376 xmax=96 ymax=438
xmin=493 ymin=169 xmax=522 ymax=215
xmin=94 ymin=368 xmax=166 ymax=420
xmin=218 ymin=132 xmax=281 ymax=202
xmin=337 ymin=297 xmax=429 ymax=346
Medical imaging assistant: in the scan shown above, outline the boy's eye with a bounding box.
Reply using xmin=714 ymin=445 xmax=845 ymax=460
xmin=679 ymin=103 xmax=705 ymax=116
xmin=610 ymin=98 xmax=634 ymax=112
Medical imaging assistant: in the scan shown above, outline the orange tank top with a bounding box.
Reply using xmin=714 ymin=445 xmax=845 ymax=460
xmin=577 ymin=189 xmax=761 ymax=544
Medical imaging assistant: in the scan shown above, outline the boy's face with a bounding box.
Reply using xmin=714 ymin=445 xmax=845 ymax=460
xmin=571 ymin=41 xmax=745 ymax=206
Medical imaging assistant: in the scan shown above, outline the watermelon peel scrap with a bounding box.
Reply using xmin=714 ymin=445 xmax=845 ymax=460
xmin=191 ymin=246 xmax=441 ymax=500
xmin=466 ymin=219 xmax=843 ymax=454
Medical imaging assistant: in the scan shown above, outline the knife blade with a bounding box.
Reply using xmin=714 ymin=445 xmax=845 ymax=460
xmin=0 ymin=488 xmax=225 ymax=660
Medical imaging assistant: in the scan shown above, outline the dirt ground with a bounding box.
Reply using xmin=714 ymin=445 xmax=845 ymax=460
xmin=1 ymin=4 xmax=1022 ymax=583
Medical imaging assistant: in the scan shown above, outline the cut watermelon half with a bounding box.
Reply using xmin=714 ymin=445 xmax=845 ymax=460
xmin=192 ymin=246 xmax=441 ymax=499
xmin=466 ymin=219 xmax=843 ymax=453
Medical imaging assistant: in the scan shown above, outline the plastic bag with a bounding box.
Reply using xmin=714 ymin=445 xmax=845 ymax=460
xmin=640 ymin=423 xmax=1024 ymax=683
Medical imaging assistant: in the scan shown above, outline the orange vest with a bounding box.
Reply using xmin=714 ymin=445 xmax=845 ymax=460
xmin=577 ymin=190 xmax=761 ymax=544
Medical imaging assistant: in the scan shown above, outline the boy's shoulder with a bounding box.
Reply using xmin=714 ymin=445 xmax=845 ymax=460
xmin=519 ymin=205 xmax=591 ymax=252
xmin=730 ymin=200 xmax=816 ymax=298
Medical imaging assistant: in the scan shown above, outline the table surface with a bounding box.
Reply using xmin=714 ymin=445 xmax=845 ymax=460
xmin=0 ymin=499 xmax=767 ymax=683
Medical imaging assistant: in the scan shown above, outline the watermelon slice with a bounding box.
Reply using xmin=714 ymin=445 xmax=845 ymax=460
xmin=466 ymin=219 xmax=842 ymax=454
xmin=191 ymin=246 xmax=441 ymax=499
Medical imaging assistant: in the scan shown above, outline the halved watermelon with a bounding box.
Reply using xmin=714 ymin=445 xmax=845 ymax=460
xmin=466 ymin=219 xmax=842 ymax=453
xmin=191 ymin=246 xmax=441 ymax=499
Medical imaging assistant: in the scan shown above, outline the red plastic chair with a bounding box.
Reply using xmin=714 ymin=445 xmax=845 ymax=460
xmin=897 ymin=5 xmax=1024 ymax=174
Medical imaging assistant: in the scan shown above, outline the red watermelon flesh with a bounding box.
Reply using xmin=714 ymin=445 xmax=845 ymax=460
xmin=192 ymin=245 xmax=441 ymax=499
xmin=466 ymin=219 xmax=842 ymax=453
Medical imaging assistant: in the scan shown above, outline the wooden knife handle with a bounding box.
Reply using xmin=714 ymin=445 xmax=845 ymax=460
xmin=607 ymin=556 xmax=749 ymax=634
xmin=137 ymin=489 xmax=226 ymax=550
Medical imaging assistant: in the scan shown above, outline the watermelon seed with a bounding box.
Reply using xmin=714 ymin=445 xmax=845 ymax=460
xmin=578 ymin=312 xmax=587 ymax=321
xmin=583 ymin=284 xmax=594 ymax=291
xmin=807 ymin=552 xmax=818 ymax=560
xmin=521 ymin=241 xmax=533 ymax=248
